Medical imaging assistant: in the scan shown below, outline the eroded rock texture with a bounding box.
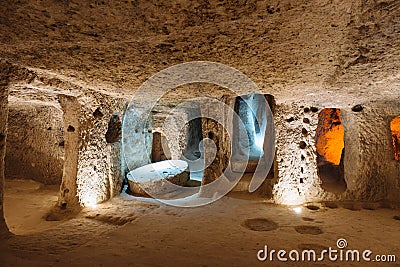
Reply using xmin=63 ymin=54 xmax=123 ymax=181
xmin=0 ymin=62 xmax=10 ymax=235
xmin=70 ymin=94 xmax=128 ymax=207
xmin=273 ymin=102 xmax=331 ymax=205
xmin=342 ymin=101 xmax=400 ymax=203
xmin=5 ymin=101 xmax=64 ymax=185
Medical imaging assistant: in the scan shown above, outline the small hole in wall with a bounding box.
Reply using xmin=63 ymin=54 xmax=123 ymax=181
xmin=301 ymin=167 xmax=304 ymax=173
xmin=352 ymin=104 xmax=364 ymax=112
xmin=208 ymin=131 xmax=215 ymax=140
xmin=67 ymin=125 xmax=75 ymax=132
xmin=301 ymin=155 xmax=305 ymax=160
xmin=286 ymin=117 xmax=295 ymax=123
xmin=93 ymin=107 xmax=104 ymax=118
xmin=390 ymin=116 xmax=400 ymax=160
xmin=299 ymin=141 xmax=307 ymax=149
xmin=315 ymin=108 xmax=347 ymax=194
xmin=302 ymin=128 xmax=308 ymax=136
xmin=300 ymin=178 xmax=304 ymax=183
xmin=304 ymin=107 xmax=310 ymax=113
xmin=303 ymin=118 xmax=310 ymax=124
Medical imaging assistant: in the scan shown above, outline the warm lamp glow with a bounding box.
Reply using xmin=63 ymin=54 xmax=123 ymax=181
xmin=390 ymin=116 xmax=400 ymax=160
xmin=292 ymin=207 xmax=302 ymax=214
xmin=315 ymin=108 xmax=344 ymax=165
xmin=280 ymin=189 xmax=305 ymax=206
xmin=82 ymin=194 xmax=98 ymax=208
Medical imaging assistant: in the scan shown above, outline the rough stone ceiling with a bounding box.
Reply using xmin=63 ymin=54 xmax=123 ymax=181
xmin=0 ymin=0 xmax=399 ymax=104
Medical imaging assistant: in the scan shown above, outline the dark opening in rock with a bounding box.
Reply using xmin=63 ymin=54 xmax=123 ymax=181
xmin=315 ymin=108 xmax=347 ymax=194
xmin=105 ymin=114 xmax=122 ymax=143
xmin=67 ymin=125 xmax=75 ymax=132
xmin=93 ymin=107 xmax=104 ymax=118
xmin=302 ymin=128 xmax=308 ymax=136
xmin=352 ymin=104 xmax=364 ymax=112
xmin=390 ymin=116 xmax=400 ymax=160
xmin=299 ymin=141 xmax=307 ymax=149
xmin=286 ymin=117 xmax=294 ymax=123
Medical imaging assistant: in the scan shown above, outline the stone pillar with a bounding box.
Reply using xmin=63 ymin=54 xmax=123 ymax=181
xmin=58 ymin=94 xmax=81 ymax=209
xmin=107 ymin=142 xmax=123 ymax=199
xmin=59 ymin=93 xmax=128 ymax=207
xmin=272 ymin=103 xmax=334 ymax=205
xmin=200 ymin=96 xmax=231 ymax=185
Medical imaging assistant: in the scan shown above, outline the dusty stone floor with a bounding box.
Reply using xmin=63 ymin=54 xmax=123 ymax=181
xmin=1 ymin=179 xmax=400 ymax=267
xmin=3 ymin=179 xmax=61 ymax=235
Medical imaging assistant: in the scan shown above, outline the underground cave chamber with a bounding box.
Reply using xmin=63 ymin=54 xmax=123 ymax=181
xmin=3 ymin=81 xmax=400 ymax=235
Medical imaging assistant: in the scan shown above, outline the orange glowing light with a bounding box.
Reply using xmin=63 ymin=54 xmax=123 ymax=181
xmin=315 ymin=109 xmax=344 ymax=165
xmin=390 ymin=116 xmax=400 ymax=161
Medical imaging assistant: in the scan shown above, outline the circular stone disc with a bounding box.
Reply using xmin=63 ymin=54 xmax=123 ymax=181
xmin=127 ymin=160 xmax=188 ymax=183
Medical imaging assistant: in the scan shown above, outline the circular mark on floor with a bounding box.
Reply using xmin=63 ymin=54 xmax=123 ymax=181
xmin=243 ymin=218 xmax=279 ymax=232
xmin=393 ymin=215 xmax=400 ymax=220
xmin=295 ymin=225 xmax=323 ymax=235
xmin=302 ymin=217 xmax=315 ymax=222
xmin=306 ymin=205 xmax=320 ymax=211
